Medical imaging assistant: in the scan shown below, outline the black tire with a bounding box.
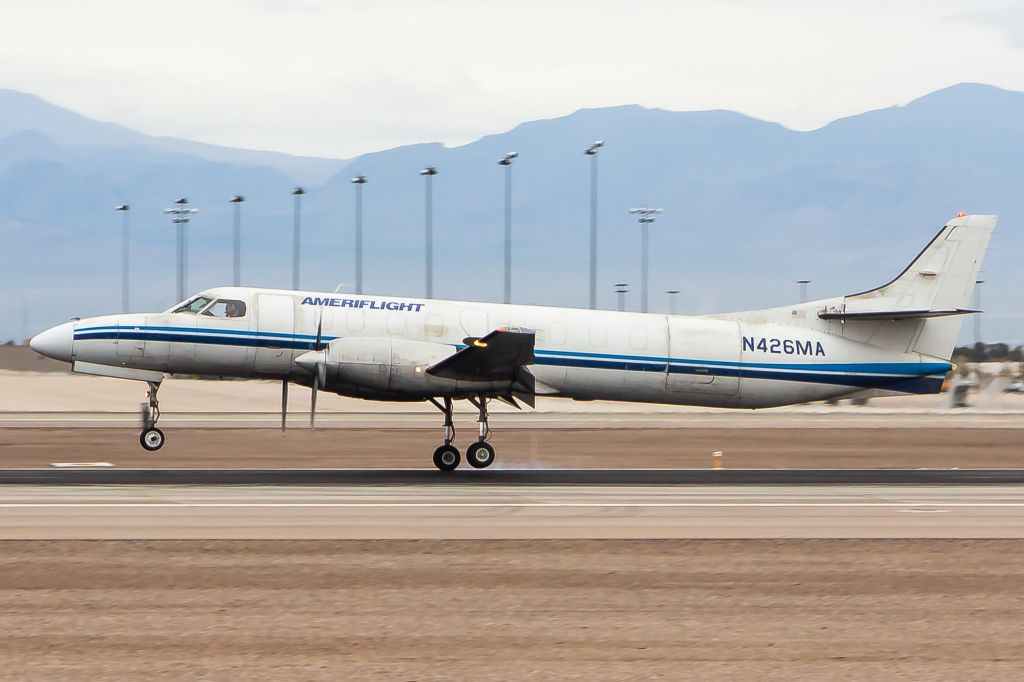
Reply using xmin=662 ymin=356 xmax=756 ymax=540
xmin=140 ymin=427 xmax=165 ymax=452
xmin=432 ymin=445 xmax=461 ymax=472
xmin=465 ymin=441 xmax=495 ymax=469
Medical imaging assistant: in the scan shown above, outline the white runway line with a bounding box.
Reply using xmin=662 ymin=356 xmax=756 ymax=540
xmin=6 ymin=499 xmax=1024 ymax=503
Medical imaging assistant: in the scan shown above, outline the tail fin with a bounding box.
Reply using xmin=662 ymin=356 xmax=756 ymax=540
xmin=835 ymin=214 xmax=996 ymax=360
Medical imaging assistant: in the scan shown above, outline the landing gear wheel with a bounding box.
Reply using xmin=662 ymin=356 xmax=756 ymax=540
xmin=466 ymin=441 xmax=495 ymax=469
xmin=432 ymin=445 xmax=461 ymax=472
xmin=140 ymin=427 xmax=165 ymax=452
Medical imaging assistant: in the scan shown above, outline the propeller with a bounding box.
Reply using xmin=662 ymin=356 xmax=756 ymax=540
xmin=281 ymin=380 xmax=288 ymax=433
xmin=309 ymin=307 xmax=327 ymax=429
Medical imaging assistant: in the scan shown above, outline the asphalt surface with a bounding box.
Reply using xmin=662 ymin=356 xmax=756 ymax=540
xmin=3 ymin=483 xmax=1023 ymax=539
xmin=7 ymin=426 xmax=1024 ymax=470
xmin=4 ymin=467 xmax=1024 ymax=485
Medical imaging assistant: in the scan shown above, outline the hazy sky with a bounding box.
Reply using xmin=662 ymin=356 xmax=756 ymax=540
xmin=3 ymin=0 xmax=1024 ymax=158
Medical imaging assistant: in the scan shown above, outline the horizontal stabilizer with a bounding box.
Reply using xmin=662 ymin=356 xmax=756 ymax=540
xmin=426 ymin=329 xmax=535 ymax=382
xmin=818 ymin=308 xmax=978 ymax=322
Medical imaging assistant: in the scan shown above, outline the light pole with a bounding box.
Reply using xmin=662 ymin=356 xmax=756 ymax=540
xmin=115 ymin=204 xmax=130 ymax=312
xmin=230 ymin=195 xmax=245 ymax=287
xmin=975 ymin=279 xmax=985 ymax=345
xmin=351 ymin=176 xmax=367 ymax=294
xmin=163 ymin=198 xmax=198 ymax=302
xmin=20 ymin=299 xmax=28 ymax=345
xmin=585 ymin=141 xmax=603 ymax=309
xmin=420 ymin=166 xmax=437 ymax=298
xmin=498 ymin=152 xmax=517 ymax=304
xmin=797 ymin=279 xmax=811 ymax=304
xmin=629 ymin=207 xmax=662 ymax=313
xmin=666 ymin=289 xmax=680 ymax=315
xmin=615 ymin=283 xmax=629 ymax=312
xmin=292 ymin=187 xmax=305 ymax=290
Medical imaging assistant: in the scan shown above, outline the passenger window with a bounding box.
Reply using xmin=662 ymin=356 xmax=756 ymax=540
xmin=461 ymin=309 xmax=489 ymax=338
xmin=202 ymin=299 xmax=247 ymax=318
xmin=629 ymin=328 xmax=648 ymax=350
xmin=589 ymin=325 xmax=607 ymax=347
xmin=387 ymin=312 xmax=406 ymax=335
xmin=174 ymin=296 xmax=212 ymax=314
xmin=347 ymin=310 xmax=365 ymax=332
xmin=424 ymin=314 xmax=445 ymax=337
xmin=549 ymin=322 xmax=567 ymax=345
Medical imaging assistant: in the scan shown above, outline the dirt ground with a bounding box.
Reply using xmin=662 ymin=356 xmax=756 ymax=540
xmin=0 ymin=540 xmax=1019 ymax=680
xmin=1 ymin=426 xmax=1023 ymax=469
xmin=0 ymin=345 xmax=65 ymax=372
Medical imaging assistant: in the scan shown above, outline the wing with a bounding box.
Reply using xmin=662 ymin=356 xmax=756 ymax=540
xmin=426 ymin=329 xmax=535 ymax=382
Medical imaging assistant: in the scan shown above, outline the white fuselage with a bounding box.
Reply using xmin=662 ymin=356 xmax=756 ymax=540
xmin=64 ymin=286 xmax=950 ymax=409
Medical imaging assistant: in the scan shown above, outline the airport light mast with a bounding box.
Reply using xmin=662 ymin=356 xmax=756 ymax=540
xmin=351 ymin=176 xmax=367 ymax=294
xmin=666 ymin=289 xmax=680 ymax=315
xmin=420 ymin=166 xmax=437 ymax=298
xmin=628 ymin=207 xmax=662 ymax=313
xmin=230 ymin=195 xmax=245 ymax=287
xmin=585 ymin=141 xmax=603 ymax=309
xmin=797 ymin=279 xmax=811 ymax=304
xmin=115 ymin=204 xmax=130 ymax=312
xmin=291 ymin=187 xmax=305 ymax=290
xmin=163 ymin=198 xmax=198 ymax=302
xmin=614 ymin=283 xmax=629 ymax=312
xmin=975 ymin=279 xmax=985 ymax=344
xmin=498 ymin=152 xmax=518 ymax=304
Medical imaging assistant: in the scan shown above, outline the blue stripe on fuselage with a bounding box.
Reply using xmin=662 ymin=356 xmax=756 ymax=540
xmin=73 ymin=325 xmax=949 ymax=393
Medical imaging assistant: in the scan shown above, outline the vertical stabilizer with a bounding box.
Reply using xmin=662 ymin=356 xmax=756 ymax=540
xmin=840 ymin=214 xmax=996 ymax=359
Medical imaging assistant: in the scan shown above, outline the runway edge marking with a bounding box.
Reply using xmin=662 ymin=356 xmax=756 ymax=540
xmin=3 ymin=469 xmax=1024 ymax=486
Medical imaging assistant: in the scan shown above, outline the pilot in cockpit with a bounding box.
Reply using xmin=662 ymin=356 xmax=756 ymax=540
xmin=224 ymin=300 xmax=244 ymax=318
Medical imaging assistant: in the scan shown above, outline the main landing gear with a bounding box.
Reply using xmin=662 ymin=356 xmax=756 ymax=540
xmin=466 ymin=396 xmax=495 ymax=469
xmin=428 ymin=395 xmax=496 ymax=472
xmin=139 ymin=381 xmax=165 ymax=452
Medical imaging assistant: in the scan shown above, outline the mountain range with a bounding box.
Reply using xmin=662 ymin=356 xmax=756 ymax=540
xmin=2 ymin=83 xmax=1020 ymax=344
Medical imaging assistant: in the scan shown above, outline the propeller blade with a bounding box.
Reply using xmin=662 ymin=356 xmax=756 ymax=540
xmin=310 ymin=372 xmax=318 ymax=429
xmin=310 ymin=306 xmax=327 ymax=430
xmin=281 ymin=380 xmax=288 ymax=432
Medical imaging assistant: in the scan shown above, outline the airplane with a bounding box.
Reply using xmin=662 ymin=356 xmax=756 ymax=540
xmin=30 ymin=213 xmax=994 ymax=471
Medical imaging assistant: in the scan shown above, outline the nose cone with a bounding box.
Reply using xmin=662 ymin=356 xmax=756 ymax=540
xmin=30 ymin=322 xmax=74 ymax=363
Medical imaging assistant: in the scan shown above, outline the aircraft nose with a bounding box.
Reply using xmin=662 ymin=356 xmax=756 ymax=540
xmin=30 ymin=322 xmax=74 ymax=363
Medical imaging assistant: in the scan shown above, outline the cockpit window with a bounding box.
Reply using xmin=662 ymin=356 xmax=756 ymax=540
xmin=173 ymin=296 xmax=213 ymax=314
xmin=202 ymin=299 xmax=247 ymax=318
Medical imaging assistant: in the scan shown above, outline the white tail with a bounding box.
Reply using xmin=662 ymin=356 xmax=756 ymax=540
xmin=837 ymin=214 xmax=996 ymax=359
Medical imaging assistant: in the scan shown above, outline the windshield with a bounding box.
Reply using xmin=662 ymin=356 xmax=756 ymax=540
xmin=173 ymin=296 xmax=213 ymax=314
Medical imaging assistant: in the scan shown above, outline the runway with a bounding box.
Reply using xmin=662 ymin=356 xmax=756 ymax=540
xmin=3 ymin=483 xmax=1023 ymax=539
xmin=3 ymin=467 xmax=1024 ymax=485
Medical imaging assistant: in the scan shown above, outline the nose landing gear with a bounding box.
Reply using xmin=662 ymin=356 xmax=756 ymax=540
xmin=139 ymin=380 xmax=165 ymax=452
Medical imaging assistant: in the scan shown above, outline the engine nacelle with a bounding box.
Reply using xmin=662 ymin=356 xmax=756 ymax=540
xmin=318 ymin=337 xmax=504 ymax=399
